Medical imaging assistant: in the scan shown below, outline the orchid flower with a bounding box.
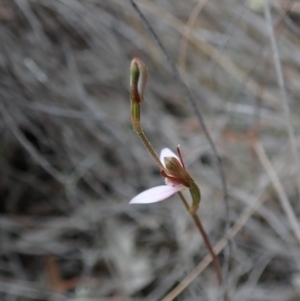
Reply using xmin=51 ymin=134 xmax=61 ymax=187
xmin=130 ymin=147 xmax=201 ymax=208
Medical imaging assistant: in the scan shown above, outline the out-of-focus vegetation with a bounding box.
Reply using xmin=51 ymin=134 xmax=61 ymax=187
xmin=1 ymin=0 xmax=300 ymax=300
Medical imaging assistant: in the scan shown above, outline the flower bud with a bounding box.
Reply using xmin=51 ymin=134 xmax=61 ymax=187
xmin=130 ymin=58 xmax=147 ymax=104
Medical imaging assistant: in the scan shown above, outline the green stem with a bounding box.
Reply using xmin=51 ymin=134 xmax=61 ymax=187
xmin=132 ymin=120 xmax=165 ymax=171
xmin=177 ymin=192 xmax=223 ymax=285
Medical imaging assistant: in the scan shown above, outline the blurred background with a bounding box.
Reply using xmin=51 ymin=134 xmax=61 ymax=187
xmin=1 ymin=0 xmax=300 ymax=300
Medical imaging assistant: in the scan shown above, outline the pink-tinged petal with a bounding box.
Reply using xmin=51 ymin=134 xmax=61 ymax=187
xmin=160 ymin=148 xmax=180 ymax=166
xmin=129 ymin=185 xmax=183 ymax=204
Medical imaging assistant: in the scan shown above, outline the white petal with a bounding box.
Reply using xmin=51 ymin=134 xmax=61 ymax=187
xmin=129 ymin=185 xmax=182 ymax=204
xmin=160 ymin=148 xmax=179 ymax=166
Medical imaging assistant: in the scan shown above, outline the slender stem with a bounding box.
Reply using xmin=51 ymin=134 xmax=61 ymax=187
xmin=177 ymin=192 xmax=223 ymax=285
xmin=191 ymin=215 xmax=223 ymax=284
xmin=132 ymin=121 xmax=165 ymax=171
xmin=177 ymin=191 xmax=190 ymax=211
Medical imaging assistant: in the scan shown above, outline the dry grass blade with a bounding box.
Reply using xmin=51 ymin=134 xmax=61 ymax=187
xmin=178 ymin=0 xmax=209 ymax=82
xmin=254 ymin=141 xmax=300 ymax=242
xmin=14 ymin=0 xmax=50 ymax=48
xmin=0 ymin=102 xmax=65 ymax=184
xmin=263 ymin=0 xmax=300 ymax=204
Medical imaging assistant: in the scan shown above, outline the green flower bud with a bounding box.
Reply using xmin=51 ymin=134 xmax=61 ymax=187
xmin=130 ymin=58 xmax=147 ymax=104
